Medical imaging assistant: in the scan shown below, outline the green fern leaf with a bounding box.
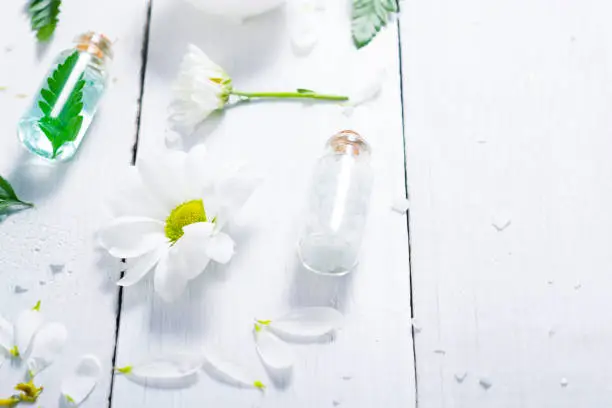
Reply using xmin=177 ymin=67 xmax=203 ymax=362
xmin=38 ymin=51 xmax=86 ymax=159
xmin=352 ymin=0 xmax=399 ymax=49
xmin=0 ymin=175 xmax=33 ymax=216
xmin=28 ymin=0 xmax=61 ymax=42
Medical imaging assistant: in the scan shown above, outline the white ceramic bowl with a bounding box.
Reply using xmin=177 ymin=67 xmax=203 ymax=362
xmin=185 ymin=0 xmax=286 ymax=20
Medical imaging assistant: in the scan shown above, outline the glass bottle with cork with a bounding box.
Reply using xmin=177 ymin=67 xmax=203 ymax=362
xmin=17 ymin=32 xmax=113 ymax=161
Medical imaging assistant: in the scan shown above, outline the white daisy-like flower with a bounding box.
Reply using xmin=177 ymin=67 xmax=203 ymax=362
xmin=169 ymin=44 xmax=349 ymax=134
xmin=169 ymin=45 xmax=233 ymax=133
xmin=98 ymin=145 xmax=260 ymax=302
xmin=183 ymin=0 xmax=286 ymax=21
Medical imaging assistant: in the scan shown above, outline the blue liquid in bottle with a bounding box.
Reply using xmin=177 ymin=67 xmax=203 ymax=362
xmin=17 ymin=32 xmax=112 ymax=162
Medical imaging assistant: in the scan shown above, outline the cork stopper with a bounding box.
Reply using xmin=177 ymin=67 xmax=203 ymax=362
xmin=326 ymin=130 xmax=371 ymax=157
xmin=75 ymin=32 xmax=113 ymax=60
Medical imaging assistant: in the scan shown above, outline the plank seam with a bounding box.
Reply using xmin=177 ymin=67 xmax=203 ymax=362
xmin=107 ymin=1 xmax=154 ymax=406
xmin=396 ymin=15 xmax=419 ymax=408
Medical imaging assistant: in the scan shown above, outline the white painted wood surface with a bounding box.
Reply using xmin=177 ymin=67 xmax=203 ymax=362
xmin=401 ymin=0 xmax=612 ymax=406
xmin=110 ymin=1 xmax=414 ymax=408
xmin=0 ymin=0 xmax=147 ymax=405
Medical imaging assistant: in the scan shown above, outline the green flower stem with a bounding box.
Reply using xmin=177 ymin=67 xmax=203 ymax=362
xmin=231 ymin=90 xmax=349 ymax=102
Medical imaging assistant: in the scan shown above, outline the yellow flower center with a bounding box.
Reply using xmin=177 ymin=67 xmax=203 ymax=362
xmin=165 ymin=199 xmax=207 ymax=243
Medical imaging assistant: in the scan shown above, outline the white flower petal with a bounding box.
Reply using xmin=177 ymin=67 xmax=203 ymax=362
xmin=15 ymin=307 xmax=43 ymax=356
xmin=255 ymin=328 xmax=294 ymax=371
xmin=108 ymin=168 xmax=168 ymax=220
xmin=0 ymin=314 xmax=14 ymax=353
xmin=172 ymin=222 xmax=214 ymax=280
xmin=214 ymin=165 xmax=262 ymax=228
xmin=118 ymin=248 xmax=165 ymax=287
xmin=98 ymin=217 xmax=166 ymax=259
xmin=154 ymin=252 xmax=189 ymax=302
xmin=61 ymin=355 xmax=102 ymax=406
xmin=184 ymin=145 xmax=220 ymax=196
xmin=269 ymin=307 xmax=344 ymax=340
xmin=122 ymin=353 xmax=205 ymax=389
xmin=289 ymin=0 xmax=319 ymax=55
xmin=206 ymin=232 xmax=235 ymax=264
xmin=27 ymin=322 xmax=68 ymax=375
xmin=137 ymin=152 xmax=189 ymax=208
xmin=202 ymin=349 xmax=258 ymax=388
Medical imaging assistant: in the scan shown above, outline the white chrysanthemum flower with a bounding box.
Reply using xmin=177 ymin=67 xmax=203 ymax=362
xmin=169 ymin=45 xmax=232 ymax=133
xmin=169 ymin=44 xmax=349 ymax=134
xmin=184 ymin=0 xmax=286 ymax=20
xmin=98 ymin=145 xmax=260 ymax=302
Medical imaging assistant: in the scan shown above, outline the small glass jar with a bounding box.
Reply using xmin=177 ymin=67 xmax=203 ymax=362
xmin=17 ymin=32 xmax=113 ymax=161
xmin=298 ymin=130 xmax=374 ymax=276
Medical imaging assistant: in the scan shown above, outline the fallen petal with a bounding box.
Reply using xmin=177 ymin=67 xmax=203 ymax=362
xmin=203 ymin=349 xmax=259 ymax=388
xmin=0 ymin=314 xmax=14 ymax=354
xmin=119 ymin=353 xmax=205 ymax=389
xmin=61 ymin=355 xmax=102 ymax=406
xmin=269 ymin=307 xmax=343 ymax=340
xmin=27 ymin=322 xmax=68 ymax=376
xmin=255 ymin=327 xmax=294 ymax=370
xmin=14 ymin=307 xmax=44 ymax=357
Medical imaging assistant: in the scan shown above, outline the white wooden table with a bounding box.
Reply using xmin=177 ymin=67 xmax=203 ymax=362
xmin=1 ymin=0 xmax=611 ymax=406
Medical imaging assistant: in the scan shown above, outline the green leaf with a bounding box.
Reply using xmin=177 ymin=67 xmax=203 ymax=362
xmin=28 ymin=0 xmax=61 ymax=42
xmin=352 ymin=0 xmax=399 ymax=49
xmin=297 ymin=88 xmax=315 ymax=94
xmin=37 ymin=51 xmax=86 ymax=159
xmin=0 ymin=174 xmax=33 ymax=217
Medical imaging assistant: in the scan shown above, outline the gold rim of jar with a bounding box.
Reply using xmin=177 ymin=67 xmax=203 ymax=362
xmin=328 ymin=130 xmax=371 ymax=157
xmin=74 ymin=32 xmax=113 ymax=60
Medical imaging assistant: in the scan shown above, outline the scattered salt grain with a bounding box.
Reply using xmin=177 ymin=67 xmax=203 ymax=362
xmin=491 ymin=219 xmax=512 ymax=232
xmin=411 ymin=318 xmax=422 ymax=334
xmin=560 ymin=377 xmax=568 ymax=387
xmin=454 ymin=372 xmax=467 ymax=383
xmin=332 ymin=401 xmax=341 ymax=407
xmin=391 ymin=198 xmax=410 ymax=214
xmin=479 ymin=377 xmax=492 ymax=390
xmin=433 ymin=349 xmax=446 ymax=355
xmin=13 ymin=285 xmax=28 ymax=294
xmin=341 ymin=376 xmax=352 ymax=381
xmin=574 ymin=282 xmax=582 ymax=290
xmin=50 ymin=264 xmax=65 ymax=274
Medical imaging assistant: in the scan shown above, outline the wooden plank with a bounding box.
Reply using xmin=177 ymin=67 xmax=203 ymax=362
xmin=401 ymin=0 xmax=612 ymax=406
xmin=0 ymin=0 xmax=148 ymax=405
xmin=111 ymin=1 xmax=414 ymax=407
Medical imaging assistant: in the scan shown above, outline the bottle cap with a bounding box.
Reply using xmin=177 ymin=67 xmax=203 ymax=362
xmin=75 ymin=32 xmax=113 ymax=60
xmin=327 ymin=130 xmax=371 ymax=157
